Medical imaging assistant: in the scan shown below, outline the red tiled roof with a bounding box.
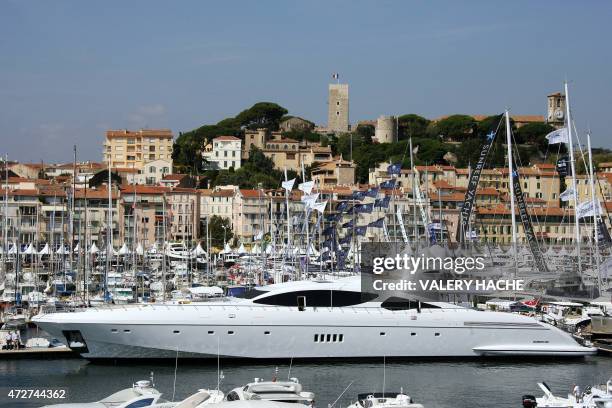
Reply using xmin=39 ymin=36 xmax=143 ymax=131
xmin=213 ymin=136 xmax=241 ymax=141
xmin=120 ymin=185 xmax=170 ymax=195
xmin=162 ymin=174 xmax=187 ymax=181
xmin=74 ymin=188 xmax=118 ymax=199
xmin=239 ymin=189 xmax=265 ymax=198
xmin=106 ymin=129 xmax=173 ymax=139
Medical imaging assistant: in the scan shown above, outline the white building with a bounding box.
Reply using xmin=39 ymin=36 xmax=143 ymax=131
xmin=203 ymin=136 xmax=242 ymax=170
xmin=138 ymin=159 xmax=172 ymax=185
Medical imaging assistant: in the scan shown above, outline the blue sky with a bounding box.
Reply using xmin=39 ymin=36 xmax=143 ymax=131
xmin=1 ymin=0 xmax=611 ymax=162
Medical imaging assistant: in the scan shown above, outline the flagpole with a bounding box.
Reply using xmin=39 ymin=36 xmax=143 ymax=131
xmin=565 ymin=81 xmax=582 ymax=275
xmin=505 ymin=109 xmax=519 ymax=278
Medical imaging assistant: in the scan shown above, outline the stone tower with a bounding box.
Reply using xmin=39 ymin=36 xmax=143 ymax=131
xmin=328 ymin=83 xmax=349 ymax=133
xmin=546 ymin=92 xmax=566 ymax=128
xmin=375 ymin=115 xmax=397 ymax=144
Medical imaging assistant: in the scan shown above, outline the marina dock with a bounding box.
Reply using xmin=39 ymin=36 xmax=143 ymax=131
xmin=0 ymin=346 xmax=78 ymax=359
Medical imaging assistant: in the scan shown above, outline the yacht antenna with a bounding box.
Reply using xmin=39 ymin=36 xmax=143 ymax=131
xmin=288 ymin=356 xmax=294 ymax=380
xmin=328 ymin=381 xmax=354 ymax=408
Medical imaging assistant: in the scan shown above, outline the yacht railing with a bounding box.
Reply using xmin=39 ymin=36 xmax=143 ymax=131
xmin=38 ymin=301 xmax=471 ymax=315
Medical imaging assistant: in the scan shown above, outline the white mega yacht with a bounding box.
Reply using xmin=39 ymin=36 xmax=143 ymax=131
xmin=33 ymin=277 xmax=596 ymax=359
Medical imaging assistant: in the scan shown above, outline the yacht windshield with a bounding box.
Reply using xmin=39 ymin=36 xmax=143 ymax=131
xmin=253 ymin=290 xmax=378 ymax=307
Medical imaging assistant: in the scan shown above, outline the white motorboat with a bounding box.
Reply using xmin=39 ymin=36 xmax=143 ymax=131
xmin=347 ymin=391 xmax=424 ymax=408
xmin=522 ymin=380 xmax=612 ymax=408
xmin=39 ymin=379 xmax=163 ymax=408
xmin=33 ymin=276 xmax=596 ymax=359
xmin=166 ymin=243 xmax=194 ymax=261
xmin=225 ymin=378 xmax=314 ymax=404
xmin=150 ymin=389 xmax=224 ymax=408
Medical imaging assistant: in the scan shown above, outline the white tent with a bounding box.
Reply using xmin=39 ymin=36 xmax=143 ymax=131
xmin=8 ymin=243 xmax=17 ymax=254
xmin=136 ymin=243 xmax=144 ymax=256
xmin=237 ymin=243 xmax=247 ymax=255
xmin=220 ymin=243 xmax=233 ymax=255
xmin=73 ymin=243 xmax=80 ymax=253
xmin=38 ymin=243 xmax=50 ymax=255
xmin=265 ymin=243 xmax=276 ymax=255
xmin=89 ymin=243 xmax=100 ymax=254
xmin=191 ymin=243 xmax=206 ymax=256
xmin=251 ymin=244 xmax=262 ymax=255
xmin=118 ymin=243 xmax=130 ymax=256
xmin=23 ymin=243 xmax=37 ymax=255
xmin=56 ymin=245 xmax=68 ymax=255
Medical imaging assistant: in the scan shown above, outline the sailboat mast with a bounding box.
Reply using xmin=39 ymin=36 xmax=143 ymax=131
xmin=409 ymin=138 xmax=417 ymax=244
xmin=105 ymin=158 xmax=112 ymax=302
xmin=70 ymin=146 xmax=76 ymax=274
xmin=505 ymin=110 xmax=519 ymax=276
xmin=565 ymin=82 xmax=582 ymax=274
xmin=586 ymin=132 xmax=602 ymax=291
xmin=284 ymin=168 xmax=291 ymax=255
xmin=3 ymin=154 xmax=8 ymax=280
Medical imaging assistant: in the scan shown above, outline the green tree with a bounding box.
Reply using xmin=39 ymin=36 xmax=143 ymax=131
xmin=515 ymin=122 xmax=555 ymax=146
xmin=397 ymin=114 xmax=430 ymax=140
xmin=206 ymin=215 xmax=233 ymax=249
xmin=355 ymin=124 xmax=375 ymax=144
xmin=429 ymin=115 xmax=477 ymax=140
xmin=235 ymin=102 xmax=288 ymax=130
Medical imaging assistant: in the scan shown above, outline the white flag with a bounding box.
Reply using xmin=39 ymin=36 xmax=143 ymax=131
xmin=298 ymin=181 xmax=315 ymax=195
xmin=301 ymin=193 xmax=319 ymax=208
xmin=560 ymin=187 xmax=574 ymax=202
xmin=545 ymin=127 xmax=569 ymax=144
xmin=312 ymin=201 xmax=327 ymax=214
xmin=282 ymin=178 xmax=296 ymax=191
xmin=254 ymin=231 xmax=263 ymax=240
xmin=576 ymin=199 xmax=602 ymax=219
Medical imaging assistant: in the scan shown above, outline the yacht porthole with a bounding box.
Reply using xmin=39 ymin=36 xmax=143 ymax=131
xmin=380 ymin=332 xmax=386 ymax=336
xmin=173 ymin=330 xmax=180 ymax=334
xmin=111 ymin=329 xmax=118 ymax=333
xmin=435 ymin=333 xmax=440 ymax=337
xmin=208 ymin=331 xmax=215 ymax=335
xmin=339 ymin=334 xmax=344 ymax=342
xmin=228 ymin=331 xmax=235 ymax=335
xmin=264 ymin=331 xmax=271 ymax=335
xmin=124 ymin=329 xmax=131 ymax=333
xmin=411 ymin=332 xmax=416 ymax=336
xmin=314 ymin=334 xmax=319 ymax=342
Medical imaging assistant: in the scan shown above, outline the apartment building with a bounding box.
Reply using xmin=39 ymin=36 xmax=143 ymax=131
xmin=202 ymin=136 xmax=242 ymax=170
xmin=119 ymin=185 xmax=170 ymax=247
xmin=103 ymin=129 xmax=174 ymax=170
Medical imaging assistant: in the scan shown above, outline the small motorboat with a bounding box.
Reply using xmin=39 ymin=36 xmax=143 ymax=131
xmin=225 ymin=377 xmax=315 ymax=405
xmin=347 ymin=390 xmax=424 ymax=408
xmin=150 ymin=389 xmax=224 ymax=408
xmin=522 ymin=380 xmax=612 ymax=408
xmin=39 ymin=379 xmax=163 ymax=408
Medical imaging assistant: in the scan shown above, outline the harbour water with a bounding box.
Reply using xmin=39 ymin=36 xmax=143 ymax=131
xmin=1 ymin=350 xmax=610 ymax=407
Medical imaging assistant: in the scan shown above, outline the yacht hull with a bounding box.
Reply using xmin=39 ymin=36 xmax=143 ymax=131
xmin=33 ymin=303 xmax=596 ymax=359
